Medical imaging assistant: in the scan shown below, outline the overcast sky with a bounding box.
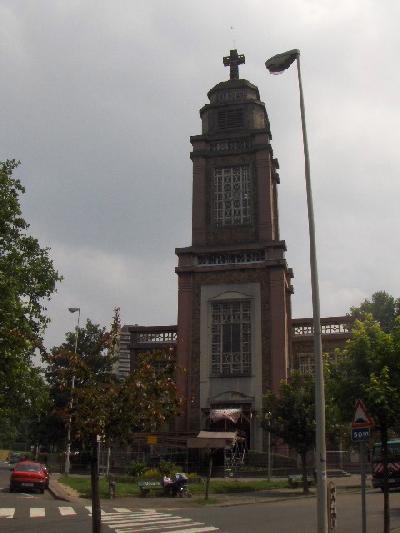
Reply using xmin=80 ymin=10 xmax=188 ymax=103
xmin=1 ymin=0 xmax=399 ymax=347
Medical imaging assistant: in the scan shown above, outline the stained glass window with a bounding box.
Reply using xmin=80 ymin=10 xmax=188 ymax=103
xmin=213 ymin=166 xmax=252 ymax=226
xmin=211 ymin=301 xmax=251 ymax=376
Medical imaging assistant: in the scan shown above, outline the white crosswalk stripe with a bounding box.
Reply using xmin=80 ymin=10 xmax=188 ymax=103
xmin=59 ymin=506 xmax=77 ymax=516
xmin=0 ymin=506 xmax=78 ymax=519
xmin=30 ymin=507 xmax=45 ymax=518
xmin=0 ymin=506 xmax=219 ymax=531
xmin=0 ymin=508 xmax=15 ymax=519
xmin=85 ymin=505 xmax=107 ymax=515
xmin=119 ymin=523 xmax=207 ymax=532
xmin=106 ymin=518 xmax=182 ymax=526
xmin=91 ymin=508 xmax=219 ymax=533
xmin=165 ymin=528 xmax=219 ymax=533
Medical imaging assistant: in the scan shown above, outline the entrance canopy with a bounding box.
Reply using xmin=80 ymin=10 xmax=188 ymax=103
xmin=187 ymin=431 xmax=243 ymax=449
xmin=210 ymin=408 xmax=242 ymax=424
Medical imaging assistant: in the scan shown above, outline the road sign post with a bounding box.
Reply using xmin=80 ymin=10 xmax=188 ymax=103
xmin=351 ymin=399 xmax=373 ymax=533
xmin=360 ymin=441 xmax=367 ymax=533
xmin=327 ymin=481 xmax=337 ymax=532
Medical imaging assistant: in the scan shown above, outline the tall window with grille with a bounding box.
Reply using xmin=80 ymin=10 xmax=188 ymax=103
xmin=211 ymin=301 xmax=251 ymax=375
xmin=213 ymin=166 xmax=252 ymax=226
xmin=297 ymin=352 xmax=315 ymax=376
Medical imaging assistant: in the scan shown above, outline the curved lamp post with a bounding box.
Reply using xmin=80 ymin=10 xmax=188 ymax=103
xmin=265 ymin=49 xmax=327 ymax=533
xmin=65 ymin=307 xmax=80 ymax=475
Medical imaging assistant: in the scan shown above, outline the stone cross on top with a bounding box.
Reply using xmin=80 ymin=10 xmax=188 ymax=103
xmin=223 ymin=49 xmax=245 ymax=80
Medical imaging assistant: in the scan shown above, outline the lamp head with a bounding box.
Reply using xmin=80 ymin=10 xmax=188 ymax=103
xmin=68 ymin=307 xmax=80 ymax=313
xmin=265 ymin=49 xmax=300 ymax=73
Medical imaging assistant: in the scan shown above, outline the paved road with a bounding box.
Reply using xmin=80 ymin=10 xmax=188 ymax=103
xmin=2 ymin=462 xmax=400 ymax=532
xmin=174 ymin=490 xmax=400 ymax=532
xmin=1 ymin=492 xmax=399 ymax=532
xmin=1 ymin=489 xmax=398 ymax=532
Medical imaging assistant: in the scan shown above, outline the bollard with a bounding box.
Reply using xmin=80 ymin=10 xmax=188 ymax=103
xmin=109 ymin=476 xmax=116 ymax=499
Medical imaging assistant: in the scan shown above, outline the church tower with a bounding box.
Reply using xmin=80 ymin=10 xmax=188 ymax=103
xmin=175 ymin=51 xmax=293 ymax=450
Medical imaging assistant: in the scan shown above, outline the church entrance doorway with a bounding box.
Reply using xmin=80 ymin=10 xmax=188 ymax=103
xmin=205 ymin=405 xmax=251 ymax=467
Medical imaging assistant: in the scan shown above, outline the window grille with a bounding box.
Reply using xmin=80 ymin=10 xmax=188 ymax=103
xmin=297 ymin=353 xmax=315 ymax=376
xmin=211 ymin=89 xmax=246 ymax=104
xmin=293 ymin=321 xmax=351 ymax=336
xmin=131 ymin=331 xmax=177 ymax=343
xmin=213 ymin=166 xmax=252 ymax=226
xmin=217 ymin=108 xmax=243 ymax=129
xmin=198 ymin=251 xmax=265 ymax=266
xmin=211 ymin=301 xmax=251 ymax=376
xmin=210 ymin=138 xmax=251 ymax=152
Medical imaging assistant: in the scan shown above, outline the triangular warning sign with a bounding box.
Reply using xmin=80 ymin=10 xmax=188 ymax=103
xmin=352 ymin=399 xmax=374 ymax=428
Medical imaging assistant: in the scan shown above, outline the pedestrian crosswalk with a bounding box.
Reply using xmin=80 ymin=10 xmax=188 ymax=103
xmin=0 ymin=505 xmax=76 ymax=519
xmin=0 ymin=506 xmax=220 ymax=532
xmin=86 ymin=507 xmax=220 ymax=532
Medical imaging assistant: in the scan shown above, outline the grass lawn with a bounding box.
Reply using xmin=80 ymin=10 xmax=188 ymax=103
xmin=59 ymin=476 xmax=142 ymax=498
xmin=59 ymin=475 xmax=288 ymax=499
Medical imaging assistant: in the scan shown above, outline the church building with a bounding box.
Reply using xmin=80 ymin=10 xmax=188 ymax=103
xmin=117 ymin=51 xmax=351 ymax=452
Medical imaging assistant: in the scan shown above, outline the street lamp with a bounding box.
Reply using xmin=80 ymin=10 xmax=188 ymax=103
xmin=65 ymin=307 xmax=80 ymax=475
xmin=265 ymin=49 xmax=327 ymax=532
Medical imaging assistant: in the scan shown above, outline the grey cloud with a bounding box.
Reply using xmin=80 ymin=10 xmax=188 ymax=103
xmin=1 ymin=0 xmax=399 ymax=347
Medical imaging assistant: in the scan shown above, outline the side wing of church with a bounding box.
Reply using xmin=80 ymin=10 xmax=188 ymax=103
xmin=118 ymin=51 xmax=352 ymax=452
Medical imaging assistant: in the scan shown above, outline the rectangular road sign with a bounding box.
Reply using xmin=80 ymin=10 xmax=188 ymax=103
xmin=351 ymin=427 xmax=370 ymax=442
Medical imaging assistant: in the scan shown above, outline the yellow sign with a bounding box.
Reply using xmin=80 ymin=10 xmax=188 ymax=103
xmin=147 ymin=435 xmax=158 ymax=445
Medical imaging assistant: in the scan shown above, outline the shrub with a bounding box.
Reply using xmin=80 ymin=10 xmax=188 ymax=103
xmin=129 ymin=462 xmax=147 ymax=479
xmin=141 ymin=468 xmax=160 ymax=480
xmin=158 ymin=461 xmax=179 ymax=476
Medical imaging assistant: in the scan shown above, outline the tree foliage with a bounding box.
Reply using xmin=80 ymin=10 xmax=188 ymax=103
xmin=350 ymin=290 xmax=400 ymax=333
xmin=262 ymin=372 xmax=315 ymax=493
xmin=0 ymin=159 xmax=60 ymax=426
xmin=331 ymin=315 xmax=400 ymax=429
xmin=45 ymin=310 xmax=181 ymax=532
xmin=45 ymin=313 xmax=180 ymax=443
xmin=331 ymin=312 xmax=400 ymax=533
xmin=40 ymin=319 xmax=112 ymax=449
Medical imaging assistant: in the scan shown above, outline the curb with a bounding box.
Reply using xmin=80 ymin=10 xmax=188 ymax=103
xmin=146 ymin=487 xmax=368 ymax=511
xmin=48 ymin=478 xmax=78 ymax=502
xmin=206 ymin=493 xmax=316 ymax=508
xmin=111 ymin=485 xmax=372 ymax=510
xmin=126 ymin=493 xmax=316 ymax=511
xmin=47 ymin=483 xmax=70 ymax=502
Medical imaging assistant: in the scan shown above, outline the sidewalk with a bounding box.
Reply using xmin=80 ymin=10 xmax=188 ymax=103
xmin=51 ymin=474 xmax=366 ymax=508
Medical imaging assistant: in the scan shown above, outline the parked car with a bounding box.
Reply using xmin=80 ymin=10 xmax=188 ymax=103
xmin=10 ymin=461 xmax=50 ymax=493
xmin=7 ymin=452 xmax=22 ymax=468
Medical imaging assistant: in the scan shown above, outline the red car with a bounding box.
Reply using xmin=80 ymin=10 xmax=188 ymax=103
xmin=10 ymin=461 xmax=49 ymax=493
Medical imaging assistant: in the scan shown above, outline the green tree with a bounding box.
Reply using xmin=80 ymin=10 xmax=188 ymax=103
xmin=46 ymin=310 xmax=181 ymax=533
xmin=350 ymin=290 xmax=400 ymax=333
xmin=0 ymin=159 xmax=61 ymax=433
xmin=45 ymin=320 xmax=112 ymax=408
xmin=331 ymin=314 xmax=400 ymax=533
xmin=262 ymin=372 xmax=315 ymax=494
